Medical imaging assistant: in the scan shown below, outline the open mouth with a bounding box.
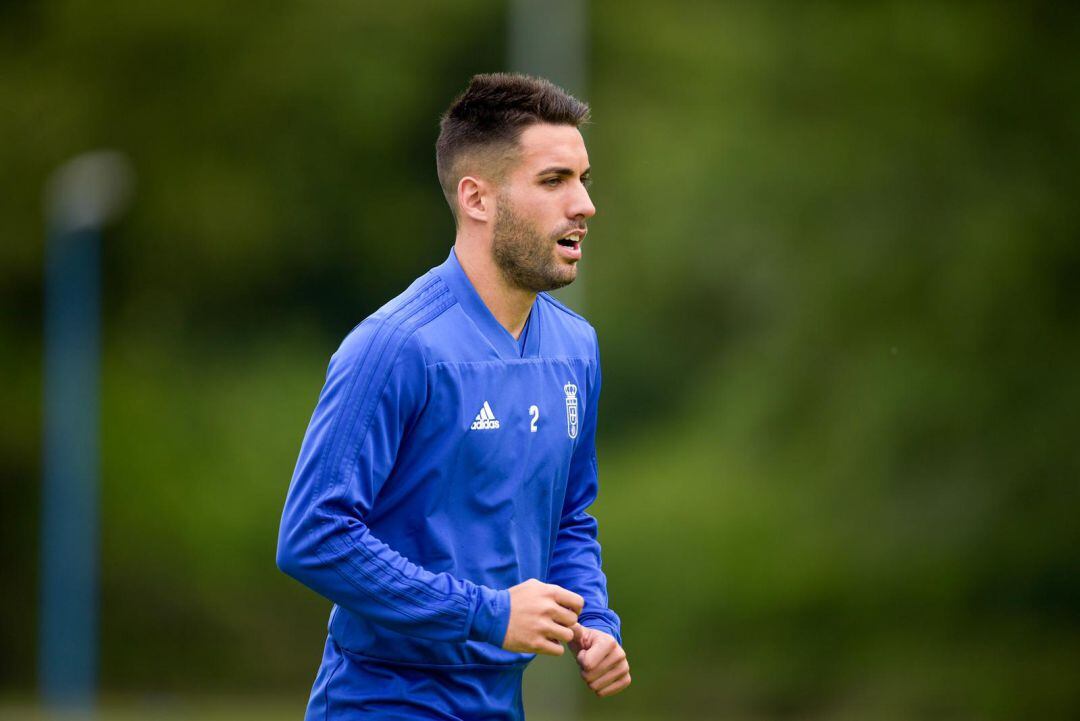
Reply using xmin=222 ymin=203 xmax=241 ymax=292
xmin=555 ymin=234 xmax=583 ymax=260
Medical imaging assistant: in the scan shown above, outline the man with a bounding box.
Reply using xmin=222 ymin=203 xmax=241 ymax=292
xmin=277 ymin=73 xmax=630 ymax=720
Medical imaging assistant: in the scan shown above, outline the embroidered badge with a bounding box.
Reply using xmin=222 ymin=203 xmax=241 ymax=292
xmin=564 ymin=383 xmax=579 ymax=439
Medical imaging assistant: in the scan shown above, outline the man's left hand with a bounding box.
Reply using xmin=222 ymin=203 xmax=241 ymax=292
xmin=569 ymin=623 xmax=631 ymax=697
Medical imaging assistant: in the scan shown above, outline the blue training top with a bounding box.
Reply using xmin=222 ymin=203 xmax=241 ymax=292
xmin=277 ymin=248 xmax=621 ymax=670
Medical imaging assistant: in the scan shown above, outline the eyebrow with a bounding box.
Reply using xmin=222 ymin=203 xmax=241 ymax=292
xmin=535 ymin=166 xmax=591 ymax=178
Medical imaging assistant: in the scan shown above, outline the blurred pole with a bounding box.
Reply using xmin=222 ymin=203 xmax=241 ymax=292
xmin=510 ymin=2 xmax=589 ymax=718
xmin=509 ymin=0 xmax=589 ymax=315
xmin=40 ymin=151 xmax=132 ymax=715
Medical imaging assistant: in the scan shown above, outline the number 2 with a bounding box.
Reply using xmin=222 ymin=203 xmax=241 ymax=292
xmin=529 ymin=405 xmax=539 ymax=432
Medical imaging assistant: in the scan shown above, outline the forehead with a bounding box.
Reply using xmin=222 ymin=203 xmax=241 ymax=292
xmin=513 ymin=123 xmax=589 ymax=173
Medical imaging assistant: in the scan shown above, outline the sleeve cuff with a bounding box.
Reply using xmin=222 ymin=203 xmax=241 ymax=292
xmin=468 ymin=586 xmax=511 ymax=648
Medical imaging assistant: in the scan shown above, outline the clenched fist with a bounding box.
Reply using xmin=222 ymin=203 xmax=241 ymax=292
xmin=501 ymin=579 xmax=584 ymax=656
xmin=570 ymin=623 xmax=631 ymax=697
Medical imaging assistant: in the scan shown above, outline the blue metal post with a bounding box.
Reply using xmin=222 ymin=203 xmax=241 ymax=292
xmin=39 ymin=150 xmax=132 ymax=716
xmin=40 ymin=223 xmax=101 ymax=711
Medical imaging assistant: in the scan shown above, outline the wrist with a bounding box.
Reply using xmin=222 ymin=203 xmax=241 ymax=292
xmin=467 ymin=585 xmax=511 ymax=648
xmin=579 ymin=619 xmax=620 ymax=646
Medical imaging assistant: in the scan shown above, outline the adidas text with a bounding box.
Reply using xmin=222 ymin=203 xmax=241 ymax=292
xmin=470 ymin=401 xmax=501 ymax=431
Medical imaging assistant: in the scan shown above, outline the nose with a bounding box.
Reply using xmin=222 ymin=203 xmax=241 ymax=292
xmin=570 ymin=181 xmax=596 ymax=221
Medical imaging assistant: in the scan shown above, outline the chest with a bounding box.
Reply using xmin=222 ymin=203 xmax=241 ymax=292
xmin=421 ymin=358 xmax=592 ymax=481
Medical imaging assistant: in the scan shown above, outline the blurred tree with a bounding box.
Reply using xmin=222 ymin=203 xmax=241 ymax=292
xmin=586 ymin=1 xmax=1080 ymax=718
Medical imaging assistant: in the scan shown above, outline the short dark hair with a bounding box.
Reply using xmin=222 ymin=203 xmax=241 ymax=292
xmin=436 ymin=73 xmax=590 ymax=219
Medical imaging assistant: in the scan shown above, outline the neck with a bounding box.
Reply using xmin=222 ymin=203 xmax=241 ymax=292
xmin=454 ymin=239 xmax=535 ymax=340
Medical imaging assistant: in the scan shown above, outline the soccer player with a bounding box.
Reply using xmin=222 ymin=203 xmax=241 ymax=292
xmin=276 ymin=73 xmax=630 ymax=719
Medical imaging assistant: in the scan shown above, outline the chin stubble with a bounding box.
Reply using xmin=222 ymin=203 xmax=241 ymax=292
xmin=491 ymin=202 xmax=577 ymax=293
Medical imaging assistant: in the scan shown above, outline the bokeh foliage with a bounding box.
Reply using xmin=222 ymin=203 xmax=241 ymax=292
xmin=2 ymin=1 xmax=1078 ymax=718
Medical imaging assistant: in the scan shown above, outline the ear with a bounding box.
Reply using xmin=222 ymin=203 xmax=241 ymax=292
xmin=457 ymin=175 xmax=493 ymax=223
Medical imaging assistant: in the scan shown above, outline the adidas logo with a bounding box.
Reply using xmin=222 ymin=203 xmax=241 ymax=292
xmin=470 ymin=401 xmax=501 ymax=430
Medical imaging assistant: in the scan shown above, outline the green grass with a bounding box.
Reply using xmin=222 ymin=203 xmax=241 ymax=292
xmin=0 ymin=698 xmax=680 ymax=721
xmin=0 ymin=698 xmax=302 ymax=721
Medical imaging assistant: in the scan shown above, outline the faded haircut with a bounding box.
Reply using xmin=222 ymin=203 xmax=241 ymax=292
xmin=436 ymin=73 xmax=590 ymax=221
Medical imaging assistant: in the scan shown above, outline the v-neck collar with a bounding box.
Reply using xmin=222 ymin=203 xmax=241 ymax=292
xmin=433 ymin=248 xmax=542 ymax=361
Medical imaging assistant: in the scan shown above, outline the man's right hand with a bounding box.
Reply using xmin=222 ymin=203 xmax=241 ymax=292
xmin=501 ymin=578 xmax=584 ymax=656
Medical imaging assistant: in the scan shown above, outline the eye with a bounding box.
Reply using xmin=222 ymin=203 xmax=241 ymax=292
xmin=543 ymin=177 xmax=562 ymax=187
xmin=581 ymin=175 xmax=592 ymax=188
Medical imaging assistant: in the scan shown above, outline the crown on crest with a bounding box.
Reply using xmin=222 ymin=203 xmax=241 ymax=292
xmin=564 ymin=383 xmax=577 ymax=397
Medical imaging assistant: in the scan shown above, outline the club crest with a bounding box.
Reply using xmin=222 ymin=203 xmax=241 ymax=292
xmin=564 ymin=382 xmax=579 ymax=439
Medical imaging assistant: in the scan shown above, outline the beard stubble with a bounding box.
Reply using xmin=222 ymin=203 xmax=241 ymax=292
xmin=491 ymin=198 xmax=578 ymax=293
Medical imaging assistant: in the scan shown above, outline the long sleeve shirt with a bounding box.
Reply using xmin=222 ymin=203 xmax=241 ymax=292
xmin=277 ymin=248 xmax=621 ymax=668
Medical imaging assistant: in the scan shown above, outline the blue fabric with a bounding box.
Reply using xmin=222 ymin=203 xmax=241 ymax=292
xmin=515 ymin=307 xmax=533 ymax=357
xmin=277 ymin=249 xmax=620 ymax=717
xmin=306 ymin=635 xmax=527 ymax=721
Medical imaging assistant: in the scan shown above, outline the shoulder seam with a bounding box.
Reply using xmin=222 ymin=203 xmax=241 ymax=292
xmin=318 ymin=279 xmax=449 ymax=504
xmin=380 ymin=279 xmax=454 ymax=345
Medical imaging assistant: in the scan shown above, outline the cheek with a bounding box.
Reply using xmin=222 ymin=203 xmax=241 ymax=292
xmin=511 ymin=190 xmax=564 ymax=235
xmin=524 ymin=208 xmax=558 ymax=235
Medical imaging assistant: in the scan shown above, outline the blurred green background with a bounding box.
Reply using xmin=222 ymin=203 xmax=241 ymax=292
xmin=3 ymin=1 xmax=1079 ymax=719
